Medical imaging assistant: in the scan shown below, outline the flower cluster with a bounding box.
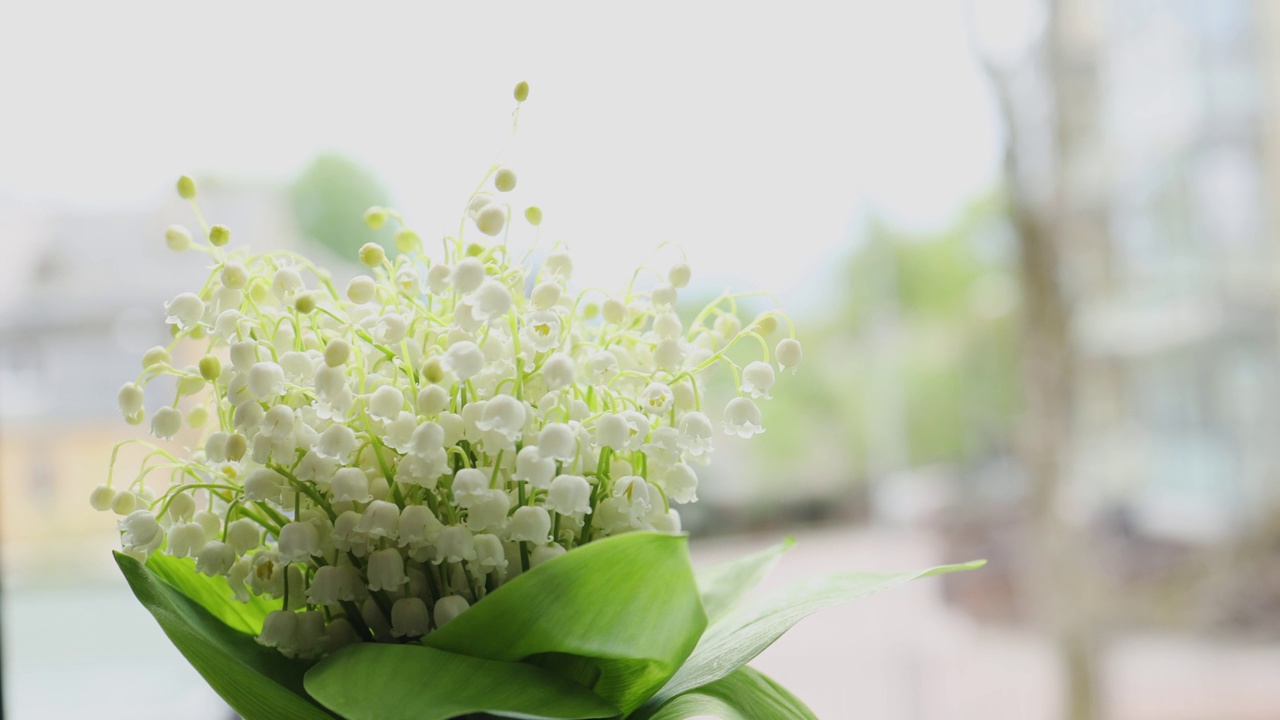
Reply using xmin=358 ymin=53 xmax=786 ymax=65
xmin=92 ymin=85 xmax=801 ymax=659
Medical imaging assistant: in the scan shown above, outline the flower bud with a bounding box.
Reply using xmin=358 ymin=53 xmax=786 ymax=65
xmin=142 ymin=346 xmax=170 ymax=369
xmin=347 ymin=275 xmax=377 ymax=304
xmin=225 ymin=432 xmax=248 ymax=461
xmin=324 ymin=338 xmax=351 ymax=368
xmin=394 ymin=228 xmax=421 ymax=254
xmin=118 ymin=382 xmax=145 ymax=418
xmin=294 ymin=292 xmax=317 ymax=314
xmin=218 ymin=262 xmax=248 ymax=290
xmin=391 ymin=597 xmax=430 ymax=638
xmin=442 ymin=341 xmax=484 ymax=380
xmin=434 ymin=595 xmax=470 ymax=628
xmin=669 ymin=263 xmax=692 ymax=289
xmin=187 ymin=406 xmax=209 ymax=428
xmin=359 ymin=242 xmax=386 ymax=268
xmin=165 ymin=225 xmax=192 ymax=252
xmin=602 ymin=298 xmax=627 ymax=325
xmin=363 ymin=206 xmax=387 ymax=229
xmin=369 ymin=384 xmax=404 ymax=420
xmin=524 ymin=206 xmax=543 ymax=226
xmin=166 ymin=492 xmax=196 ymax=522
xmin=494 ymin=167 xmax=517 ymax=193
xmin=89 ymin=484 xmax=115 ymax=511
xmin=111 ymin=490 xmax=138 ymax=516
xmin=176 ymin=175 xmax=197 ymax=199
xmin=531 ymin=543 xmax=566 ymax=567
xmin=753 ymin=313 xmax=778 ymax=336
xmin=258 ymin=610 xmax=298 ymax=649
xmin=513 ymin=81 xmax=529 ymax=103
xmin=248 ymin=361 xmax=285 ymax=400
xmin=176 ymin=369 xmax=205 ymax=397
xmin=417 ymin=384 xmax=450 ymax=415
xmin=475 ymin=204 xmax=506 ymax=237
xmin=209 ymin=225 xmax=231 ymax=247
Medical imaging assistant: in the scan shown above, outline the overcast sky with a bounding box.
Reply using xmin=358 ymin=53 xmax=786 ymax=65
xmin=0 ymin=1 xmax=1004 ymax=310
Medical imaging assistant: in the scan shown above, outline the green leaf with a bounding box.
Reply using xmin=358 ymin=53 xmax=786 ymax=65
xmin=145 ymin=553 xmax=280 ymax=635
xmin=634 ymin=666 xmax=817 ymax=720
xmin=647 ymin=560 xmax=986 ymax=708
xmin=695 ymin=538 xmax=792 ymax=624
xmin=424 ymin=532 xmax=707 ymax=716
xmin=305 ymin=642 xmax=619 ymax=720
xmin=114 ymin=552 xmax=335 ymax=720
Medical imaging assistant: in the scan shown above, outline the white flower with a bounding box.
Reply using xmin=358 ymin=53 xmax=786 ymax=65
xmin=196 ymin=541 xmax=236 ymax=576
xmin=668 ymin=263 xmax=692 ymax=289
xmin=120 ymin=510 xmax=163 ymax=552
xmin=531 ymin=281 xmax=561 ymax=310
xmin=514 ymin=446 xmax=555 ymax=488
xmin=509 ymin=506 xmax=552 ymax=544
xmin=451 ymin=468 xmax=490 ymax=509
xmin=391 ymin=597 xmax=430 ymax=638
xmin=451 ymin=257 xmax=486 ymax=294
xmin=89 ymin=484 xmax=115 ymax=512
xmin=531 ymin=543 xmax=567 ymax=567
xmin=611 ymin=476 xmax=653 ymax=528
xmin=331 ymin=511 xmax=365 ymax=553
xmin=399 ymin=505 xmax=444 ymax=548
xmin=226 ymin=519 xmax=262 ymax=555
xmin=435 ymin=526 xmax=477 ymax=563
xmin=151 ymin=407 xmax=182 ymax=439
xmin=395 ymin=267 xmax=422 ymax=297
xmin=433 ymin=595 xmax=470 ymax=627
xmin=248 ymin=362 xmax=285 ymax=400
xmin=168 ymin=522 xmax=206 ymax=559
xmin=118 ymin=383 xmax=144 ymax=419
xmin=330 ymin=467 xmax=372 ymax=503
xmin=375 ymin=313 xmax=408 ymax=344
xmin=357 ymin=500 xmax=400 ymax=539
xmin=544 ymin=249 xmax=573 ymax=279
xmin=661 ymin=463 xmax=698 ymax=504
xmin=258 ymin=610 xmax=299 ymax=649
xmin=366 ymin=548 xmax=406 ymax=592
xmin=417 ymin=385 xmax=450 ymax=415
xmin=541 ymin=352 xmax=575 ymax=391
xmin=426 ymin=264 xmax=452 ymax=296
xmin=595 ymin=414 xmax=631 ymax=451
xmin=295 ymin=451 xmax=337 ymax=485
xmin=164 ymin=292 xmax=204 ymax=329
xmin=408 ymin=421 xmax=445 ymax=456
xmin=652 ymin=285 xmax=678 ymax=309
xmin=278 ymin=522 xmax=320 ymax=563
xmin=651 ymin=508 xmax=682 ymax=534
xmin=585 ymin=350 xmax=619 ymax=385
xmin=369 ymin=385 xmax=404 ymax=421
xmin=776 ymin=338 xmax=803 ymax=372
xmin=524 ymin=311 xmax=561 ymax=352
xmin=473 ymin=394 xmax=525 ymax=447
xmin=466 ymin=489 xmax=510 ymax=532
xmin=244 ymin=468 xmax=285 ymax=502
xmin=317 ymin=424 xmax=358 ymax=462
xmin=472 ymin=533 xmax=508 ymax=574
xmin=308 ymin=565 xmax=365 ymax=606
xmin=654 ymin=339 xmax=685 ymax=371
xmin=537 ymin=423 xmax=576 ymax=462
xmin=723 ymin=397 xmax=764 ymax=438
xmin=640 ymin=382 xmax=674 ymax=415
xmin=272 ymin=267 xmax=304 ymax=299
xmin=741 ymin=360 xmax=776 ymax=399
xmin=545 ymin=474 xmax=592 ymax=517
xmin=397 ymin=452 xmax=448 ymax=488
xmin=470 ymin=279 xmax=513 ymax=323
xmin=442 ymin=341 xmax=484 ymax=380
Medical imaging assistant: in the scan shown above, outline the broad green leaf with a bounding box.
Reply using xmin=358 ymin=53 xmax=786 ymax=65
xmin=425 ymin=532 xmax=707 ymax=716
xmin=647 ymin=560 xmax=986 ymax=707
xmin=304 ymin=642 xmax=620 ymax=720
xmin=114 ymin=552 xmax=335 ymax=720
xmin=146 ymin=553 xmax=280 ymax=635
xmin=634 ymin=666 xmax=817 ymax=720
xmin=695 ymin=539 xmax=792 ymax=624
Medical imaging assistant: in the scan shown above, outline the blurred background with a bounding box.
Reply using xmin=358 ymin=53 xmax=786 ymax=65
xmin=5 ymin=1 xmax=1280 ymax=718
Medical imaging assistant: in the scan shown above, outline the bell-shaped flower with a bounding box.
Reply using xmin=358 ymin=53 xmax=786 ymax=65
xmin=508 ymin=506 xmax=552 ymax=544
xmin=408 ymin=421 xmax=445 ymax=456
xmin=397 ymin=452 xmax=447 ymax=489
xmin=594 ymin=413 xmax=631 ymax=451
xmin=471 ymin=533 xmax=508 ymax=576
xmin=117 ymin=382 xmax=144 ymax=419
xmin=513 ymin=446 xmax=555 ymax=489
xmin=399 ymin=505 xmax=445 ymax=548
xmin=226 ymin=518 xmax=262 ymax=555
xmin=308 ymin=565 xmax=364 ymax=606
xmin=442 ymin=341 xmax=484 ymax=380
xmin=316 ymin=424 xmax=358 ymax=463
xmin=470 ymin=278 xmax=513 ymax=324
xmin=433 ymin=595 xmax=470 ymax=628
xmin=473 ymin=394 xmax=525 ymax=448
xmin=164 ymin=292 xmax=204 ymax=330
xmin=417 ymin=385 xmax=450 ymax=415
xmin=244 ymin=468 xmax=285 ymax=502
xmin=391 ymin=597 xmax=431 ymax=638
xmin=426 ymin=263 xmax=451 ymax=296
xmin=277 ymin=522 xmax=321 ymax=563
xmin=119 ymin=510 xmax=162 ymax=552
xmin=545 ymin=474 xmax=592 ymax=518
xmin=369 ymin=385 xmax=404 ymax=421
xmin=168 ymin=522 xmax=206 ymax=558
xmin=651 ymin=507 xmax=683 ymax=534
xmin=611 ymin=476 xmax=653 ymax=528
xmin=257 ymin=610 xmax=299 ymax=649
xmin=294 ymin=451 xmax=337 ymax=486
xmin=776 ymin=338 xmax=803 ymax=372
xmin=540 ymin=351 xmax=575 ymax=391
xmin=331 ymin=510 xmax=366 ymax=553
xmin=524 ymin=311 xmax=562 ymax=352
xmin=366 ymin=548 xmax=407 ymax=592
xmin=678 ymin=411 xmax=714 ymax=456
xmin=357 ymin=500 xmax=400 ymax=540
xmin=723 ymin=397 xmax=764 ymax=438
xmin=465 ymin=489 xmax=510 ymax=532
xmin=382 ymin=411 xmax=418 ymax=453
xmin=330 ymin=467 xmax=372 ymax=504
xmin=450 ymin=468 xmax=490 ymax=509
xmin=740 ymin=360 xmax=775 ymax=399
xmin=435 ymin=525 xmax=477 ymax=563
xmin=654 ymin=339 xmax=685 ymax=371
xmin=660 ymin=462 xmax=698 ymax=504
xmin=151 ymin=407 xmax=182 ymax=440
xmin=586 ymin=350 xmax=619 ymax=385
xmin=640 ymin=382 xmax=674 ymax=415
xmin=531 ymin=543 xmax=567 ymax=567
xmin=450 ymin=257 xmax=485 ymax=294
xmin=537 ymin=423 xmax=576 ymax=462
xmin=248 ymin=362 xmax=285 ymax=401
xmin=195 ymin=541 xmax=236 ymax=576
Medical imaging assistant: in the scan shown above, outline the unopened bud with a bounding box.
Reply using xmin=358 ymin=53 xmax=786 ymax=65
xmin=494 ymin=168 xmax=517 ymax=193
xmin=220 ymin=262 xmax=248 ymax=289
xmin=475 ymin=205 xmax=505 ymax=237
xmin=514 ymin=81 xmax=529 ymax=103
xmin=524 ymin=206 xmax=543 ymax=226
xmin=176 ymin=175 xmax=197 ymax=200
xmin=324 ymin=339 xmax=351 ymax=368
xmin=187 ymin=406 xmax=209 ymax=428
xmin=209 ymin=225 xmax=231 ymax=247
xmin=165 ymin=225 xmax=192 ymax=252
xmin=142 ymin=346 xmax=170 ymax=369
xmin=394 ymin=229 xmax=421 ymax=254
xmin=359 ymin=242 xmax=386 ymax=268
xmin=199 ymin=355 xmax=222 ymax=382
xmin=363 ymin=206 xmax=387 ymax=229
xmin=294 ymin=292 xmax=316 ymax=314
xmin=225 ymin=433 xmax=248 ymax=462
xmin=422 ymin=357 xmax=445 ymax=384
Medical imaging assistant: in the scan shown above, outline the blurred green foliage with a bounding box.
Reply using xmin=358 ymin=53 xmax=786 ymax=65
xmin=740 ymin=194 xmax=1022 ymax=487
xmin=291 ymin=153 xmax=394 ymax=260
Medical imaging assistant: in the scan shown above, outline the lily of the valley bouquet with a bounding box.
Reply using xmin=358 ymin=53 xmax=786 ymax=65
xmin=93 ymin=83 xmax=979 ymax=719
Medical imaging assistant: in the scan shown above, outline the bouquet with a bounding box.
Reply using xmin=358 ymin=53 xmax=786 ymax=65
xmin=93 ymin=82 xmax=980 ymax=719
